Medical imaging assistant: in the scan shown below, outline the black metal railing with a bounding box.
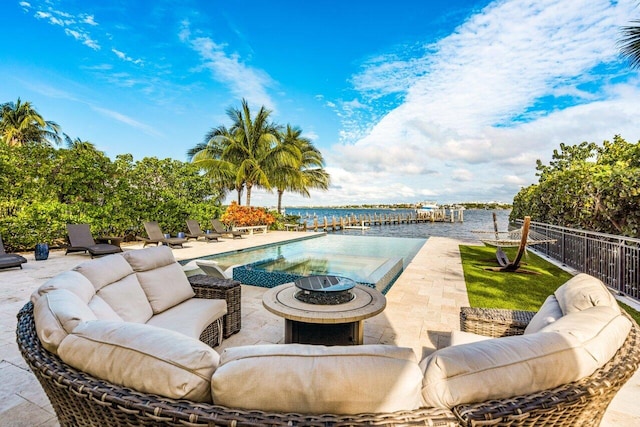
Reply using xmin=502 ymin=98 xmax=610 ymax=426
xmin=515 ymin=220 xmax=640 ymax=302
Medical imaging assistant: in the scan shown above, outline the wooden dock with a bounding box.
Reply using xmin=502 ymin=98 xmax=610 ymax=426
xmin=302 ymin=208 xmax=465 ymax=232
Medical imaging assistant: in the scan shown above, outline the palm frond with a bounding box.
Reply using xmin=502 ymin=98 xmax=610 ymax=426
xmin=619 ymin=20 xmax=640 ymax=69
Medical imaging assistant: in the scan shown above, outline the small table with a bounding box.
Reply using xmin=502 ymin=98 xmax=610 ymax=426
xmin=188 ymin=274 xmax=242 ymax=338
xmin=96 ymin=236 xmax=123 ymax=248
xmin=262 ymin=281 xmax=386 ymax=345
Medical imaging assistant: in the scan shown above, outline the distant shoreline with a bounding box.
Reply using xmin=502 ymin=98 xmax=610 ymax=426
xmin=282 ymin=203 xmax=512 ymax=210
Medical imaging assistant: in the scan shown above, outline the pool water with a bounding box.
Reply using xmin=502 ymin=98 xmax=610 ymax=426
xmin=193 ymin=234 xmax=426 ymax=293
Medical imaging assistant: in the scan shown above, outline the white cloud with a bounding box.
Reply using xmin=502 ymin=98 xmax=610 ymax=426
xmin=325 ymin=0 xmax=640 ymax=204
xmin=451 ymin=169 xmax=473 ymax=182
xmin=305 ymin=130 xmax=319 ymax=141
xmin=64 ymin=28 xmax=100 ymax=50
xmin=91 ymin=106 xmax=163 ymax=137
xmin=112 ymin=48 xmax=143 ymax=65
xmin=83 ymin=14 xmax=97 ymax=26
xmin=80 ymin=63 xmax=113 ymax=71
xmin=29 ymin=3 xmax=101 ymax=49
xmin=179 ymin=20 xmax=275 ymax=109
xmin=35 ymin=11 xmax=62 ymax=26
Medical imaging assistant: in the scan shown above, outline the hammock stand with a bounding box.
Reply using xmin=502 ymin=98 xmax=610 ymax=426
xmin=472 ymin=215 xmax=556 ymax=273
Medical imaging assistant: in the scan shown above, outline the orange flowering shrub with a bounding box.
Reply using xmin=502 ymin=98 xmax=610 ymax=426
xmin=221 ymin=202 xmax=276 ymax=227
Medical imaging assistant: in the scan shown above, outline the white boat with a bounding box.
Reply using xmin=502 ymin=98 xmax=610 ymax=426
xmin=415 ymin=201 xmax=438 ymax=213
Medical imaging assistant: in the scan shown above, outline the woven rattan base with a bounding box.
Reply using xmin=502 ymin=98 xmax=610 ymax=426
xmin=16 ymin=302 xmax=459 ymax=426
xmin=16 ymin=301 xmax=640 ymax=427
xmin=189 ymin=274 xmax=241 ymax=337
xmin=456 ymin=307 xmax=640 ymax=426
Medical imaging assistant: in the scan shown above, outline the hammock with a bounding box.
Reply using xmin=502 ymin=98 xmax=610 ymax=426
xmin=472 ymin=215 xmax=556 ymax=273
xmin=472 ymin=229 xmax=557 ymax=247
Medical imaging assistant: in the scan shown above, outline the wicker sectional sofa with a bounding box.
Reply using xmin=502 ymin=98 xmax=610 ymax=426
xmin=17 ymin=248 xmax=640 ymax=426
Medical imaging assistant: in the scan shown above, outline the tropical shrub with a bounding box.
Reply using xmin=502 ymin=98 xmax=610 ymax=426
xmin=220 ymin=202 xmax=276 ymax=227
xmin=511 ymin=135 xmax=640 ymax=237
xmin=0 ymin=144 xmax=223 ymax=250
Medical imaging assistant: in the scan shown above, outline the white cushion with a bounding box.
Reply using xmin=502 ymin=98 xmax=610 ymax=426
xmin=123 ymin=247 xmax=195 ymax=314
xmin=146 ymin=298 xmax=227 ymax=340
xmin=212 ymin=344 xmax=424 ymax=414
xmin=420 ymin=305 xmax=630 ymax=408
xmin=73 ymin=254 xmax=153 ymax=322
xmin=123 ymin=245 xmax=175 ymax=271
xmin=31 ymin=271 xmax=96 ymax=304
xmin=134 ymin=263 xmax=195 ymax=313
xmin=95 ymin=274 xmax=153 ymax=323
xmin=58 ymin=320 xmax=220 ymax=403
xmin=524 ymin=294 xmax=564 ymax=334
xmin=554 ymin=273 xmax=620 ymax=315
xmin=74 ymin=253 xmax=133 ymax=291
xmin=88 ymin=295 xmax=123 ymax=321
xmin=538 ymin=306 xmax=630 ymax=366
xmin=450 ymin=330 xmax=491 ymax=346
xmin=33 ymin=289 xmax=97 ymax=354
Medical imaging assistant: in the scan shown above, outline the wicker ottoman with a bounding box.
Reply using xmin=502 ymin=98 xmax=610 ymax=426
xmin=188 ymin=274 xmax=241 ymax=338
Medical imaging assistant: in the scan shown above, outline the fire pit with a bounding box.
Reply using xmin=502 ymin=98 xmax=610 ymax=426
xmin=263 ymin=280 xmax=386 ymax=345
xmin=294 ymin=275 xmax=356 ymax=305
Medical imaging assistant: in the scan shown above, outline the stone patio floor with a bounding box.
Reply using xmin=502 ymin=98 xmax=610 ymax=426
xmin=0 ymin=232 xmax=638 ymax=426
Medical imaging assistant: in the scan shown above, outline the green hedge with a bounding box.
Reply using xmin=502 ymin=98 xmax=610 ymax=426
xmin=0 ymin=145 xmax=223 ymax=251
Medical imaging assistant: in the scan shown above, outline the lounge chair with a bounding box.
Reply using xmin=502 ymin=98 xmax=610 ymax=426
xmin=185 ymin=220 xmax=222 ymax=242
xmin=65 ymin=224 xmax=123 ymax=258
xmin=0 ymin=235 xmax=27 ymax=270
xmin=137 ymin=221 xmax=188 ymax=248
xmin=211 ymin=219 xmax=243 ymax=239
xmin=195 ymin=259 xmax=232 ymax=279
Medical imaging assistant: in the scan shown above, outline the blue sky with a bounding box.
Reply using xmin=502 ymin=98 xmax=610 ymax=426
xmin=2 ymin=0 xmax=639 ymax=207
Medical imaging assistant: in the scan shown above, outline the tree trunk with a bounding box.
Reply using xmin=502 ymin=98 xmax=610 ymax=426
xmin=246 ymin=183 xmax=252 ymax=207
xmin=277 ymin=190 xmax=284 ymax=214
xmin=594 ymin=195 xmax=622 ymax=234
xmin=236 ymin=185 xmax=243 ymax=205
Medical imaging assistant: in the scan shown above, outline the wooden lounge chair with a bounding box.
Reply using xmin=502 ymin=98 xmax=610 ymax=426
xmin=185 ymin=220 xmax=222 ymax=242
xmin=211 ymin=219 xmax=243 ymax=239
xmin=65 ymin=224 xmax=123 ymax=258
xmin=0 ymin=235 xmax=27 ymax=270
xmin=137 ymin=221 xmax=188 ymax=248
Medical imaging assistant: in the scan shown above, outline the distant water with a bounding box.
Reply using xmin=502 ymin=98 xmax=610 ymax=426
xmin=285 ymin=208 xmax=512 ymax=242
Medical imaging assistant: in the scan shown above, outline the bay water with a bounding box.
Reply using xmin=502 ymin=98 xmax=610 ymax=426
xmin=284 ymin=208 xmax=512 ymax=242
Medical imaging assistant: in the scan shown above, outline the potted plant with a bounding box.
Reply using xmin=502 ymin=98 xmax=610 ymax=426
xmin=32 ymin=221 xmax=51 ymax=261
xmin=34 ymin=241 xmax=49 ymax=261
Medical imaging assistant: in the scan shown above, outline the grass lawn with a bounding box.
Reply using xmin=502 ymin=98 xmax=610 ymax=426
xmin=459 ymin=245 xmax=572 ymax=311
xmin=460 ymin=245 xmax=640 ymax=323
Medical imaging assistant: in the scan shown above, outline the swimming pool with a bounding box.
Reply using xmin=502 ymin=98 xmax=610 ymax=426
xmin=188 ymin=234 xmax=426 ymax=293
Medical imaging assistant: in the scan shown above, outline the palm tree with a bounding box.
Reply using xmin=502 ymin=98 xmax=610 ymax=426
xmin=271 ymin=125 xmax=330 ymax=213
xmin=64 ymin=134 xmax=96 ymax=151
xmin=194 ymin=99 xmax=299 ymax=207
xmin=620 ymin=18 xmax=640 ymax=68
xmin=0 ymin=98 xmax=62 ymax=146
xmin=190 ymin=125 xmax=244 ymax=204
xmin=224 ymin=99 xmax=288 ymax=206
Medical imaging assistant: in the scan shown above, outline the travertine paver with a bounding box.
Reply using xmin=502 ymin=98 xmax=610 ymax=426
xmin=0 ymin=233 xmax=638 ymax=426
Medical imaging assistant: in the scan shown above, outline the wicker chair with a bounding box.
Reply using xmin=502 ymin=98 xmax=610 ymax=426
xmin=16 ymin=304 xmax=639 ymax=427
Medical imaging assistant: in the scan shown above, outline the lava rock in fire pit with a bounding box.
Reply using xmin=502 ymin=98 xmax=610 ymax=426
xmin=294 ymin=275 xmax=356 ymax=305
